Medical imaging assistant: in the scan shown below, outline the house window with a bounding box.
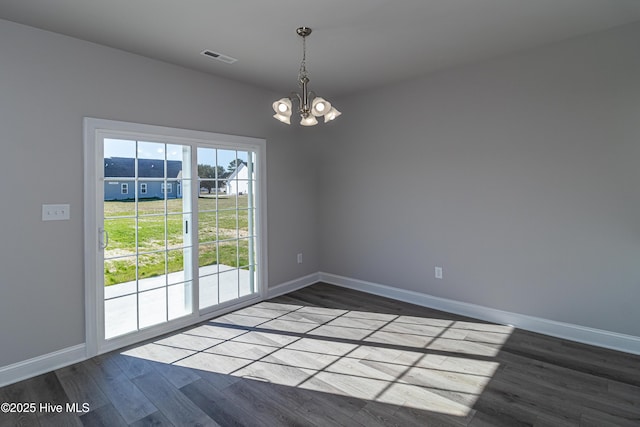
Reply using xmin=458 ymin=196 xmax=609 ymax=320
xmin=161 ymin=183 xmax=173 ymax=194
xmin=121 ymin=183 xmax=128 ymax=194
xmin=140 ymin=183 xmax=147 ymax=194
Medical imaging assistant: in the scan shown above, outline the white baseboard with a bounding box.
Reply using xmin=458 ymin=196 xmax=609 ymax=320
xmin=0 ymin=344 xmax=87 ymax=388
xmin=267 ymin=272 xmax=320 ymax=299
xmin=319 ymin=272 xmax=640 ymax=356
xmin=0 ymin=273 xmax=319 ymax=388
xmin=3 ymin=270 xmax=637 ymax=389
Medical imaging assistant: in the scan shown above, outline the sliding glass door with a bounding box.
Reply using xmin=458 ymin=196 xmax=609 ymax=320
xmin=85 ymin=118 xmax=265 ymax=354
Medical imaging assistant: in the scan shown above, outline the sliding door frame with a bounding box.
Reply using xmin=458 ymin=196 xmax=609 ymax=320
xmin=83 ymin=117 xmax=268 ymax=357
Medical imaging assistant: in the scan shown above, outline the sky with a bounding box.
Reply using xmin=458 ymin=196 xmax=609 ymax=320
xmin=104 ymin=138 xmax=248 ymax=170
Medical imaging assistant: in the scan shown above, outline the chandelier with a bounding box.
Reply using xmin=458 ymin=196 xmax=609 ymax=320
xmin=272 ymin=27 xmax=341 ymax=126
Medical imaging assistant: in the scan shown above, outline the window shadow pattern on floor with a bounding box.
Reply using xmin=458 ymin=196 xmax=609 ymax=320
xmin=118 ymin=285 xmax=513 ymax=422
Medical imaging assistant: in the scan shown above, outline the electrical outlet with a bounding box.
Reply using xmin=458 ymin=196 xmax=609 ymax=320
xmin=42 ymin=204 xmax=70 ymax=221
xmin=297 ymin=253 xmax=303 ymax=264
xmin=435 ymin=266 xmax=443 ymax=279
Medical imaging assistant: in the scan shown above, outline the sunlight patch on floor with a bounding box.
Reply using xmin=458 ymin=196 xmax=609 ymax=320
xmin=120 ymin=301 xmax=512 ymax=416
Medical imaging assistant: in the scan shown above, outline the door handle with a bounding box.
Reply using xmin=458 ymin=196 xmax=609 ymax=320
xmin=99 ymin=227 xmax=109 ymax=250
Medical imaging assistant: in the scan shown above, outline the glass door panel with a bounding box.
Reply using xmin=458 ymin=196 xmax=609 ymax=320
xmin=103 ymin=138 xmax=193 ymax=340
xmin=197 ymin=148 xmax=257 ymax=310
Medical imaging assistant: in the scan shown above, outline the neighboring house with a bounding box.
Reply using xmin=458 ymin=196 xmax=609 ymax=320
xmin=226 ymin=163 xmax=250 ymax=195
xmin=104 ymin=157 xmax=183 ymax=200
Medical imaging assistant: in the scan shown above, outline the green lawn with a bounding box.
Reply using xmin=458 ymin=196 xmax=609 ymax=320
xmin=103 ymin=196 xmax=253 ymax=286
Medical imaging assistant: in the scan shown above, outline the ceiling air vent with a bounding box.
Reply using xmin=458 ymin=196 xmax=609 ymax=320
xmin=201 ymin=50 xmax=237 ymax=64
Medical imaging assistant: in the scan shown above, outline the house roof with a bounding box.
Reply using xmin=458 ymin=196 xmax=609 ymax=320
xmin=104 ymin=157 xmax=182 ymax=178
xmin=225 ymin=163 xmax=246 ymax=181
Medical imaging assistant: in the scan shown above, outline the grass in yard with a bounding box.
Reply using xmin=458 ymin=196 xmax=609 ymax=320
xmin=103 ymin=197 xmax=253 ymax=285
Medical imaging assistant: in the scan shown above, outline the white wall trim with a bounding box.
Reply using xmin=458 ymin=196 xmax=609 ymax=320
xmin=0 ymin=344 xmax=86 ymax=388
xmin=267 ymin=272 xmax=320 ymax=299
xmin=319 ymin=272 xmax=640 ymax=356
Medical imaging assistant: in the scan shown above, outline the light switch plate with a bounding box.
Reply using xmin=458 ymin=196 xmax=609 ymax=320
xmin=42 ymin=204 xmax=70 ymax=221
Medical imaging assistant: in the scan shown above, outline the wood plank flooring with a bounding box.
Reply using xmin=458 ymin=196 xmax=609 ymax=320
xmin=1 ymin=283 xmax=639 ymax=426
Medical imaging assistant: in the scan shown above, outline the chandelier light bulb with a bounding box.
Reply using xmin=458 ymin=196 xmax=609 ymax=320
xmin=311 ymin=97 xmax=332 ymax=117
xmin=272 ymin=98 xmax=292 ymax=124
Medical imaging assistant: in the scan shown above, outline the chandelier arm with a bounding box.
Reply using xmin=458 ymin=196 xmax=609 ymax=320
xmin=291 ymin=92 xmax=302 ymax=107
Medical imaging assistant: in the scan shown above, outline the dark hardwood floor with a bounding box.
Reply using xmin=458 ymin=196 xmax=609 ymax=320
xmin=1 ymin=283 xmax=639 ymax=426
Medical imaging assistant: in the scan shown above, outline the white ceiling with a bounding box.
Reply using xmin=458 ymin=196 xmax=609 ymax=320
xmin=1 ymin=0 xmax=640 ymax=97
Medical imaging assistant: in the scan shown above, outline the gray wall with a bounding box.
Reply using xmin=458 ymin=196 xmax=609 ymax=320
xmin=319 ymin=22 xmax=640 ymax=337
xmin=1 ymin=16 xmax=639 ymax=370
xmin=0 ymin=19 xmax=319 ymax=367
